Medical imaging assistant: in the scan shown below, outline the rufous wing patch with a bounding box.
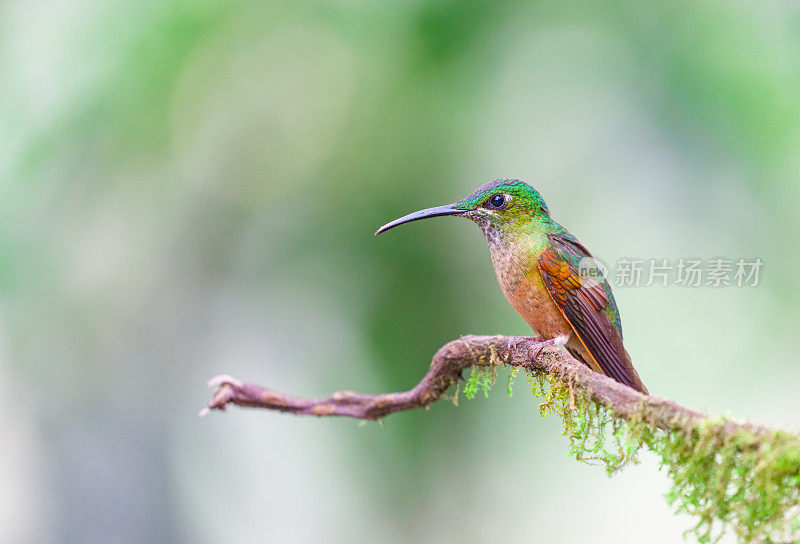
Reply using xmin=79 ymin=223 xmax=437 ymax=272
xmin=536 ymin=237 xmax=647 ymax=394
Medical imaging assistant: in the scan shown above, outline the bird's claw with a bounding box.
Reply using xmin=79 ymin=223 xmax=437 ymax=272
xmin=506 ymin=337 xmax=520 ymax=352
xmin=527 ymin=342 xmax=548 ymax=361
xmin=505 ymin=335 xmax=538 ymax=354
xmin=526 ymin=335 xmax=568 ymax=360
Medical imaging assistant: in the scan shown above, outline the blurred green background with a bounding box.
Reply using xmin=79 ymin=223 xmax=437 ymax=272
xmin=2 ymin=1 xmax=799 ymax=542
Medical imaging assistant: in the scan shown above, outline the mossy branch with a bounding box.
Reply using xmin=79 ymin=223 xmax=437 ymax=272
xmin=202 ymin=334 xmax=800 ymax=543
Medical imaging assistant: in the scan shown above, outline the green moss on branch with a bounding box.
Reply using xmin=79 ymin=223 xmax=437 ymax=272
xmin=485 ymin=364 xmax=800 ymax=543
xmin=204 ymin=334 xmax=800 ymax=543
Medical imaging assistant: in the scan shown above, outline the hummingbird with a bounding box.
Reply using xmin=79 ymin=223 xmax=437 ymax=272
xmin=375 ymin=179 xmax=648 ymax=394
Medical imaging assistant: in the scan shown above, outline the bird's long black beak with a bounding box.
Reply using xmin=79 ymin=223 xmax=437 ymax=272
xmin=375 ymin=204 xmax=464 ymax=235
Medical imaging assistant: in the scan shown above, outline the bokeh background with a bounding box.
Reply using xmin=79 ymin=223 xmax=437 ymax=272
xmin=2 ymin=1 xmax=800 ymax=542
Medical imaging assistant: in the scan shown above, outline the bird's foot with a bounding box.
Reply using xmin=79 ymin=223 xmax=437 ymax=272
xmin=526 ymin=334 xmax=568 ymax=361
xmin=505 ymin=335 xmax=535 ymax=352
xmin=503 ymin=335 xmax=539 ymax=364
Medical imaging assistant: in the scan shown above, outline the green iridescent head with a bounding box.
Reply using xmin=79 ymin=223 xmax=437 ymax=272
xmin=375 ymin=179 xmax=550 ymax=237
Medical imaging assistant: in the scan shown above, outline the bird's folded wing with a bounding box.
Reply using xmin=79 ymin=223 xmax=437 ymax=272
xmin=537 ymin=231 xmax=647 ymax=393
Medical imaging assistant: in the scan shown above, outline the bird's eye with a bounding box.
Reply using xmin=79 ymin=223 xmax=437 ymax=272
xmin=487 ymin=193 xmax=508 ymax=209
